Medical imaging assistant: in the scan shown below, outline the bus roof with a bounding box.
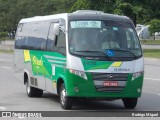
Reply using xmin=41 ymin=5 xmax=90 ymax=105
xmin=69 ymin=10 xmax=131 ymax=22
xmin=19 ymin=13 xmax=68 ymax=23
xmin=19 ymin=10 xmax=131 ymax=24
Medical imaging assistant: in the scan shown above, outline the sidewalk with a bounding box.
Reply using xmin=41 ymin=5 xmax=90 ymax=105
xmin=1 ymin=40 xmax=14 ymax=45
xmin=144 ymin=57 xmax=160 ymax=66
xmin=142 ymin=45 xmax=160 ymax=49
xmin=0 ymin=40 xmax=14 ymax=51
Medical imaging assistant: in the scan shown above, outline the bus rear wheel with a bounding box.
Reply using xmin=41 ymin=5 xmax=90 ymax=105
xmin=60 ymin=83 xmax=72 ymax=109
xmin=122 ymin=98 xmax=138 ymax=109
xmin=26 ymin=79 xmax=43 ymax=97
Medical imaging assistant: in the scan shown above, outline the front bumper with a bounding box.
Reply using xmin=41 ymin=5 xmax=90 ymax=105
xmin=65 ymin=70 xmax=144 ymax=98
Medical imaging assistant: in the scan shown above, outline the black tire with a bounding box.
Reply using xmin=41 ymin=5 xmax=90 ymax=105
xmin=26 ymin=79 xmax=43 ymax=97
xmin=60 ymin=83 xmax=72 ymax=109
xmin=122 ymin=98 xmax=138 ymax=109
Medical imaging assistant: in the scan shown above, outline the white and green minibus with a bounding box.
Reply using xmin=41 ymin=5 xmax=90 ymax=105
xmin=14 ymin=10 xmax=144 ymax=109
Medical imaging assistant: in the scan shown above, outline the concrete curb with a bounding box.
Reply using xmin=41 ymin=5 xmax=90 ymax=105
xmin=0 ymin=45 xmax=14 ymax=51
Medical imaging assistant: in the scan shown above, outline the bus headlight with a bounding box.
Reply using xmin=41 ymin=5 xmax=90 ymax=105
xmin=69 ymin=69 xmax=87 ymax=80
xmin=132 ymin=72 xmax=144 ymax=81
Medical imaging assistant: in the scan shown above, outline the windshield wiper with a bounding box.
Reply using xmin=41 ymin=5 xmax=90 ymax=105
xmin=74 ymin=50 xmax=111 ymax=59
xmin=75 ymin=50 xmax=105 ymax=55
xmin=112 ymin=48 xmax=138 ymax=58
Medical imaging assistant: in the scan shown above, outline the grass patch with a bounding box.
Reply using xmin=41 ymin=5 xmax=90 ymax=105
xmin=0 ymin=49 xmax=13 ymax=53
xmin=0 ymin=37 xmax=14 ymax=41
xmin=143 ymin=49 xmax=160 ymax=58
xmin=141 ymin=40 xmax=160 ymax=45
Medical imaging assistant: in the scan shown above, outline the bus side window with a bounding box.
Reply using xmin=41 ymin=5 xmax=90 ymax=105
xmin=126 ymin=32 xmax=132 ymax=48
xmin=126 ymin=30 xmax=136 ymax=49
xmin=47 ymin=23 xmax=56 ymax=51
xmin=56 ymin=30 xmax=66 ymax=48
xmin=54 ymin=30 xmax=66 ymax=55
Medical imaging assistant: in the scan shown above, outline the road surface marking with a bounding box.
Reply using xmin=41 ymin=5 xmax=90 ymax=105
xmin=0 ymin=59 xmax=12 ymax=62
xmin=0 ymin=59 xmax=7 ymax=61
xmin=0 ymin=107 xmax=7 ymax=110
xmin=1 ymin=66 xmax=13 ymax=70
xmin=145 ymin=63 xmax=160 ymax=67
xmin=145 ymin=78 xmax=160 ymax=81
xmin=145 ymin=91 xmax=160 ymax=96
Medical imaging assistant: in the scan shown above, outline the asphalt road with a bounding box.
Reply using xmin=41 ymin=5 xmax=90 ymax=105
xmin=0 ymin=53 xmax=160 ymax=119
xmin=142 ymin=45 xmax=160 ymax=49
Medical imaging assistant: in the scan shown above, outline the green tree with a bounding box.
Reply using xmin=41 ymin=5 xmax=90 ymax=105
xmin=70 ymin=0 xmax=160 ymax=26
xmin=0 ymin=0 xmax=159 ymax=33
xmin=0 ymin=0 xmax=76 ymax=32
xmin=114 ymin=2 xmax=137 ymax=25
xmin=148 ymin=19 xmax=160 ymax=40
xmin=70 ymin=0 xmax=115 ymax=13
xmin=69 ymin=0 xmax=90 ymax=12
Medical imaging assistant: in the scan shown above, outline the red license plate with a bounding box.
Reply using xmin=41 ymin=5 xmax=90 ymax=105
xmin=103 ymin=81 xmax=118 ymax=87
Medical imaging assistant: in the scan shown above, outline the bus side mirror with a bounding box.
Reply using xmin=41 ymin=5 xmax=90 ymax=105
xmin=53 ymin=24 xmax=60 ymax=36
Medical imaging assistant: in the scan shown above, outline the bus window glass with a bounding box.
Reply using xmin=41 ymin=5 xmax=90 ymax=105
xmin=47 ymin=23 xmax=56 ymax=51
xmin=69 ymin=20 xmax=142 ymax=60
xmin=56 ymin=30 xmax=66 ymax=48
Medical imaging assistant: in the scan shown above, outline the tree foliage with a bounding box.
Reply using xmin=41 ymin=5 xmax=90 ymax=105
xmin=70 ymin=0 xmax=160 ymax=26
xmin=148 ymin=19 xmax=160 ymax=34
xmin=0 ymin=0 xmax=76 ymax=32
xmin=0 ymin=0 xmax=159 ymax=33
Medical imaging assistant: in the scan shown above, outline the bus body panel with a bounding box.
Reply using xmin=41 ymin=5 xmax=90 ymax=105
xmin=66 ymin=55 xmax=144 ymax=98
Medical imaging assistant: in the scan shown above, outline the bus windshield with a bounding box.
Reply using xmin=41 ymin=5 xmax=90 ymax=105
xmin=69 ymin=20 xmax=142 ymax=60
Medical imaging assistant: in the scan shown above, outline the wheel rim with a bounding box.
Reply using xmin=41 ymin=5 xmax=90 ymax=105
xmin=60 ymin=88 xmax=66 ymax=105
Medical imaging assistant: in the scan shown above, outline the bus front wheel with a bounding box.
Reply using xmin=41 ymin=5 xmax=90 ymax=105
xmin=122 ymin=98 xmax=138 ymax=109
xmin=26 ymin=79 xmax=43 ymax=97
xmin=60 ymin=83 xmax=72 ymax=109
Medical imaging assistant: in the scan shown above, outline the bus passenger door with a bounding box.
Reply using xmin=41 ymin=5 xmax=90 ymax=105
xmin=45 ymin=22 xmax=57 ymax=94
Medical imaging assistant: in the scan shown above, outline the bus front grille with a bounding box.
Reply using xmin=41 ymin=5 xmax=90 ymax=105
xmin=91 ymin=73 xmax=128 ymax=92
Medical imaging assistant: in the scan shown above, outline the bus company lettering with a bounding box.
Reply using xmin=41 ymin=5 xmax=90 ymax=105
xmin=114 ymin=68 xmax=130 ymax=72
xmin=32 ymin=56 xmax=43 ymax=66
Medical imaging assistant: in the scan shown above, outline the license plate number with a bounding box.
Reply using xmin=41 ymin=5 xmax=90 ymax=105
xmin=103 ymin=81 xmax=118 ymax=87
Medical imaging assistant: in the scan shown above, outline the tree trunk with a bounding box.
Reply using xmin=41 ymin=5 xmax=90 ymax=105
xmin=133 ymin=13 xmax=137 ymax=27
xmin=153 ymin=27 xmax=155 ymax=40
